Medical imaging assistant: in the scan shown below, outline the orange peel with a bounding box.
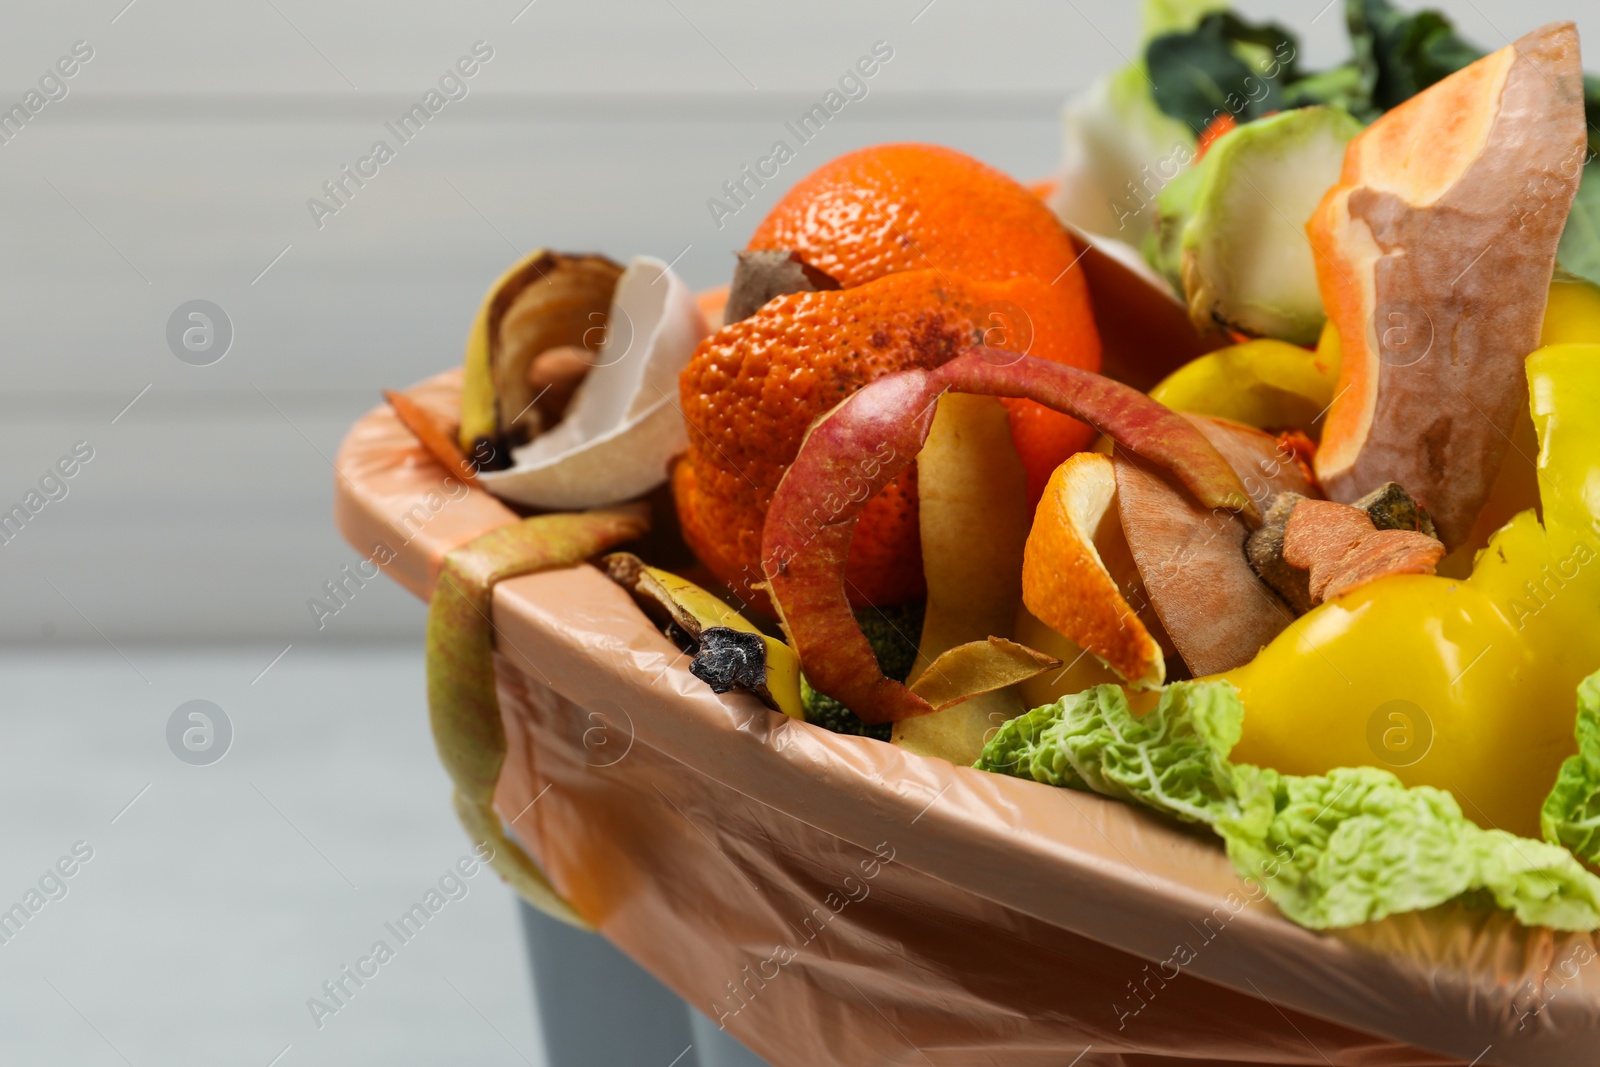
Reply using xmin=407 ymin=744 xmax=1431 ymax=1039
xmin=1022 ymin=452 xmax=1165 ymax=690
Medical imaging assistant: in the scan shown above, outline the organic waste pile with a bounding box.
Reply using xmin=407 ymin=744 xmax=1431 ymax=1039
xmin=390 ymin=0 xmax=1600 ymax=933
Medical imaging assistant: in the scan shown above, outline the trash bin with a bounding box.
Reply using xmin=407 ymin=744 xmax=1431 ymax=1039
xmin=336 ymin=372 xmax=1600 ymax=1067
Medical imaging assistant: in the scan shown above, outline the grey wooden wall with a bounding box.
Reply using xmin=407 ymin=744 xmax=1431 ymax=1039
xmin=1 ymin=0 xmax=1592 ymax=643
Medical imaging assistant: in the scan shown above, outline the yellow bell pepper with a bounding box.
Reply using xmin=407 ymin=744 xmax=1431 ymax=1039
xmin=1224 ymin=324 xmax=1600 ymax=838
xmin=1148 ymin=336 xmax=1339 ymax=436
xmin=1542 ymin=277 xmax=1600 ymax=347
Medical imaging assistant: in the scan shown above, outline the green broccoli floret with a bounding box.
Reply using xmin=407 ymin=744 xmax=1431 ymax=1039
xmin=800 ymin=602 xmax=924 ymax=742
xmin=857 ymin=601 xmax=924 ymax=683
xmin=800 ymin=677 xmax=890 ymax=740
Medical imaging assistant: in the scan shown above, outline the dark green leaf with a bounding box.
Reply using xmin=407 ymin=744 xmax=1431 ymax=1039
xmin=1557 ymin=160 xmax=1600 ymax=287
xmin=1145 ymin=13 xmax=1302 ymax=133
xmin=1344 ymin=0 xmax=1483 ymax=114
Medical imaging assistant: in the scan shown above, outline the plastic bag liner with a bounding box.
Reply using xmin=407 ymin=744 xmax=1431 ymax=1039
xmin=336 ymin=369 xmax=1600 ymax=1067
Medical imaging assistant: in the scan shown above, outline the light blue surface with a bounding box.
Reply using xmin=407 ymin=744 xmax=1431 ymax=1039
xmin=0 ymin=647 xmax=545 ymax=1067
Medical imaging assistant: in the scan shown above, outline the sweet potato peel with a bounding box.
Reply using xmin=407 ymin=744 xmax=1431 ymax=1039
xmin=762 ymin=346 xmax=1256 ymax=724
xmin=1281 ymin=499 xmax=1373 ymax=595
xmin=1283 ymin=498 xmax=1444 ymax=603
xmin=1309 ymin=24 xmax=1586 ymax=547
xmin=1319 ymin=529 xmax=1446 ymax=601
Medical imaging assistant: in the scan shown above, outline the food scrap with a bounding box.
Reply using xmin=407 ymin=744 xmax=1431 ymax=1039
xmin=603 ymin=552 xmax=802 ymax=719
xmin=384 ymin=388 xmax=482 ymax=487
xmin=433 ymin=0 xmax=1600 ymax=933
xmin=688 ymin=628 xmax=770 ymax=696
xmin=1309 ymin=23 xmax=1586 ymax=547
xmin=722 ymin=249 xmax=839 ymax=324
xmin=477 ymin=255 xmax=709 ymax=509
xmin=1281 ymin=497 xmax=1444 ymax=604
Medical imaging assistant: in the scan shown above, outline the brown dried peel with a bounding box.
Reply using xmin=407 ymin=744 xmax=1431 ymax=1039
xmin=458 ymin=250 xmax=624 ymax=460
xmin=1112 ymin=415 xmax=1312 ymax=679
xmin=906 ymin=637 xmax=1060 ymax=712
xmin=723 ymin=249 xmax=840 ymax=324
xmin=477 ymin=256 xmax=711 ymax=509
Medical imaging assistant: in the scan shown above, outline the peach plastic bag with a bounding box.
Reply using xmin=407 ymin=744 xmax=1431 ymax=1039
xmin=338 ymin=372 xmax=1600 ymax=1067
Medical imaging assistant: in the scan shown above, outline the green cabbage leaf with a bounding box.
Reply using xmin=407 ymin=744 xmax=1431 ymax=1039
xmin=979 ymin=679 xmax=1600 ymax=930
xmin=1542 ymin=672 xmax=1600 ymax=864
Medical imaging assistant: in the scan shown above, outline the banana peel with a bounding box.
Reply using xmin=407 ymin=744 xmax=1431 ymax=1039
xmin=476 ymin=256 xmax=709 ymax=509
xmin=603 ymin=552 xmax=803 ymax=720
xmin=459 ymin=250 xmax=624 ymax=457
xmin=427 ymin=505 xmax=650 ymax=928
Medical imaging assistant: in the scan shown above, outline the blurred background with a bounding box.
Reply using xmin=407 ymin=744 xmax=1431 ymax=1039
xmin=2 ymin=1 xmax=1594 ymax=1064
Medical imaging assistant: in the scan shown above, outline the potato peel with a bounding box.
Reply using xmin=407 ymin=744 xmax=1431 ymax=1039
xmin=1114 ymin=452 xmax=1293 ymax=679
xmin=1111 ymin=414 xmax=1314 ymax=679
